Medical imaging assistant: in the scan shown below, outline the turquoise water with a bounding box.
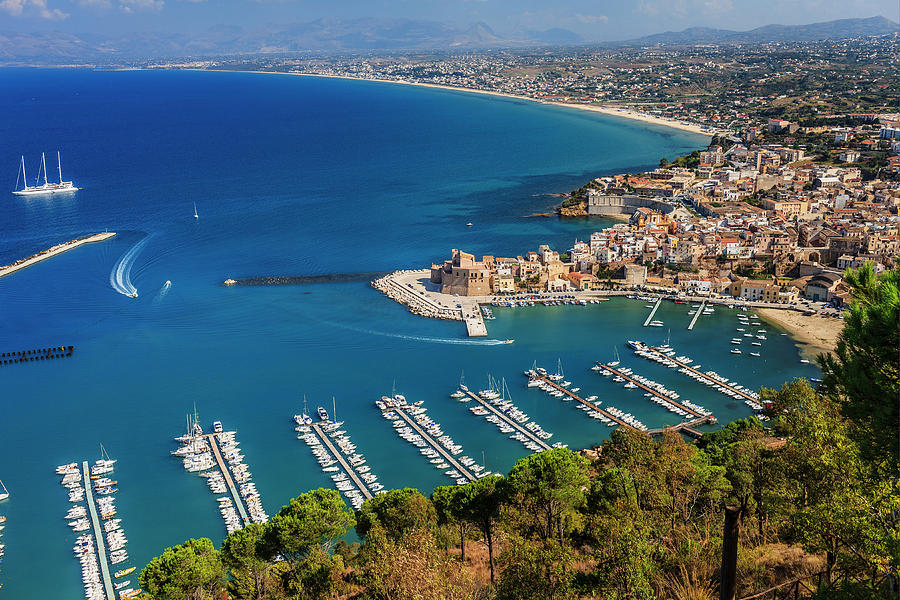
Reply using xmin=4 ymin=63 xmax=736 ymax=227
xmin=0 ymin=69 xmax=818 ymax=599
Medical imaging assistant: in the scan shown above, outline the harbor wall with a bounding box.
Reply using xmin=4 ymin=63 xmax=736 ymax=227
xmin=587 ymin=193 xmax=674 ymax=217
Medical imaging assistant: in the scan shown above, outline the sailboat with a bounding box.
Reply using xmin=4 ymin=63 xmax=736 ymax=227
xmin=193 ymin=202 xmax=199 ymax=219
xmin=0 ymin=479 xmax=9 ymax=501
xmin=608 ymin=347 xmax=621 ymax=367
xmin=13 ymin=152 xmax=79 ymax=195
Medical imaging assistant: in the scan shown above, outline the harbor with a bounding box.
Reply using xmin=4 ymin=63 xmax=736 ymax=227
xmin=451 ymin=379 xmax=554 ymax=452
xmin=525 ymin=364 xmax=641 ymax=430
xmin=58 ymin=452 xmax=139 ymax=600
xmin=294 ymin=406 xmax=381 ymax=510
xmin=0 ymin=233 xmax=115 ymax=280
xmin=173 ymin=417 xmax=268 ymax=534
xmin=377 ymin=394 xmax=484 ymax=484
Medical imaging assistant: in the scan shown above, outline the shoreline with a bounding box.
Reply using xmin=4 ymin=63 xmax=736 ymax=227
xmin=755 ymin=307 xmax=840 ymax=361
xmin=188 ymin=68 xmax=716 ymax=138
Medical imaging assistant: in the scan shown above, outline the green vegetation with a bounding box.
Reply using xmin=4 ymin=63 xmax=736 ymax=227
xmin=139 ymin=267 xmax=899 ymax=599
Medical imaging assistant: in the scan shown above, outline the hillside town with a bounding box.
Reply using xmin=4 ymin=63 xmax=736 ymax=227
xmin=430 ymin=120 xmax=899 ymax=308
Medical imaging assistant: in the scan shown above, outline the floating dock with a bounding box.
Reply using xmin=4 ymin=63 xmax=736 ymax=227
xmin=643 ymin=297 xmax=662 ymax=327
xmin=309 ymin=423 xmax=374 ymax=501
xmin=461 ymin=389 xmax=551 ymax=451
xmin=643 ymin=346 xmax=757 ymax=402
xmin=390 ymin=405 xmax=477 ymax=482
xmin=0 ymin=232 xmax=115 ymax=280
xmin=687 ymin=300 xmax=707 ymax=330
xmin=205 ymin=434 xmax=251 ymax=527
xmin=596 ymin=362 xmax=706 ymax=419
xmin=81 ymin=461 xmax=116 ymax=600
xmin=530 ymin=374 xmax=635 ymax=430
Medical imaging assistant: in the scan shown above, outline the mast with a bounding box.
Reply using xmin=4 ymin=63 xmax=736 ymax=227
xmin=41 ymin=152 xmax=48 ymax=186
xmin=57 ymin=151 xmax=63 ymax=184
xmin=20 ymin=156 xmax=26 ymax=191
xmin=332 ymin=396 xmax=337 ymax=422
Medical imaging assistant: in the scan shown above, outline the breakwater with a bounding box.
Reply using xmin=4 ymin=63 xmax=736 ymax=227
xmin=225 ymin=272 xmax=389 ymax=286
xmin=1 ymin=345 xmax=73 ymax=364
xmin=0 ymin=232 xmax=115 ymax=280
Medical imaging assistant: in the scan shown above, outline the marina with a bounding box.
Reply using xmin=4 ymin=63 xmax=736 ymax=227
xmin=298 ymin=416 xmax=377 ymax=509
xmin=377 ymin=394 xmax=483 ymax=484
xmin=525 ymin=365 xmax=640 ymax=430
xmin=173 ymin=418 xmax=267 ymax=534
xmin=453 ymin=379 xmax=554 ymax=452
xmin=628 ymin=341 xmax=766 ymax=413
xmin=0 ymin=233 xmax=115 ymax=280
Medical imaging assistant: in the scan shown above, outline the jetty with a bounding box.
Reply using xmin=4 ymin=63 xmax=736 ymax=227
xmin=646 ymin=418 xmax=711 ymax=438
xmin=81 ymin=462 xmax=115 ymax=600
xmin=205 ymin=434 xmax=250 ymax=526
xmin=597 ymin=362 xmax=708 ymax=419
xmin=643 ymin=346 xmax=757 ymax=402
xmin=643 ymin=297 xmax=662 ymax=327
xmin=390 ymin=405 xmax=477 ymax=482
xmin=461 ymin=389 xmax=551 ymax=451
xmin=0 ymin=232 xmax=115 ymax=280
xmin=309 ymin=423 xmax=373 ymax=501
xmin=530 ymin=373 xmax=635 ymax=430
xmin=687 ymin=300 xmax=707 ymax=330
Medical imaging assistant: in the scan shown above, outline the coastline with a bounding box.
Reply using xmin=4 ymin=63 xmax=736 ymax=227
xmin=755 ymin=308 xmax=841 ymax=361
xmin=191 ymin=68 xmax=715 ymax=138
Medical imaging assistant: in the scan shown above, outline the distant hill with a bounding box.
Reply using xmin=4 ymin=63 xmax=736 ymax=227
xmin=0 ymin=16 xmax=896 ymax=65
xmin=622 ymin=16 xmax=898 ymax=45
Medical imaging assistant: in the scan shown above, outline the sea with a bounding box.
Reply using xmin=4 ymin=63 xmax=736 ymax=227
xmin=0 ymin=68 xmax=819 ymax=599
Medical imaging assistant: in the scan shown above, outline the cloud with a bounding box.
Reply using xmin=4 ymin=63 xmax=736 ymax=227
xmin=118 ymin=0 xmax=162 ymax=12
xmin=575 ymin=13 xmax=608 ymax=24
xmin=636 ymin=0 xmax=734 ymax=17
xmin=0 ymin=0 xmax=68 ymax=18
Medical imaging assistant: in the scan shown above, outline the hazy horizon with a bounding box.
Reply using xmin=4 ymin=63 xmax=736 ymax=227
xmin=2 ymin=0 xmax=898 ymax=42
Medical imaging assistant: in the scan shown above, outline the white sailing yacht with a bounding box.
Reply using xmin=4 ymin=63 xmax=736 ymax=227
xmin=13 ymin=152 xmax=79 ymax=195
xmin=0 ymin=479 xmax=9 ymax=501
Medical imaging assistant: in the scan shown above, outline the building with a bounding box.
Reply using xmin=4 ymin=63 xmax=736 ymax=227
xmin=430 ymin=249 xmax=492 ymax=296
xmin=804 ymin=273 xmax=842 ymax=302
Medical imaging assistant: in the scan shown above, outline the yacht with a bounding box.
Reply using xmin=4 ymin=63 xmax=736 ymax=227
xmin=13 ymin=152 xmax=79 ymax=195
xmin=316 ymin=407 xmax=329 ymax=421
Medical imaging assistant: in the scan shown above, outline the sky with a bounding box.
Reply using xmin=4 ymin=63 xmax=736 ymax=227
xmin=1 ymin=0 xmax=898 ymax=39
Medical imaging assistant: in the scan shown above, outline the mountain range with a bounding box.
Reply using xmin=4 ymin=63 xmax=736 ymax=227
xmin=0 ymin=16 xmax=896 ymax=65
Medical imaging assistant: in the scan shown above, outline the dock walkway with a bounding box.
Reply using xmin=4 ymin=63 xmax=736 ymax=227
xmin=648 ymin=348 xmax=757 ymax=402
xmin=533 ymin=375 xmax=634 ymax=430
xmin=462 ymin=390 xmax=550 ymax=451
xmin=309 ymin=423 xmax=373 ymax=501
xmin=81 ymin=461 xmax=115 ymax=600
xmin=687 ymin=300 xmax=706 ymax=330
xmin=643 ymin=297 xmax=662 ymax=327
xmin=392 ymin=407 xmax=476 ymax=481
xmin=0 ymin=232 xmax=115 ymax=280
xmin=206 ymin=434 xmax=250 ymax=526
xmin=597 ymin=363 xmax=705 ymax=419
xmin=646 ymin=416 xmax=714 ymax=438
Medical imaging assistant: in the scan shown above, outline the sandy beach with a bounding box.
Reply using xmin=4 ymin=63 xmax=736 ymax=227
xmin=198 ymin=69 xmax=716 ymax=138
xmin=756 ymin=308 xmax=843 ymax=360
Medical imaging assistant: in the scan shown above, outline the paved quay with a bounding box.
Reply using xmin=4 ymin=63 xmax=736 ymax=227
xmin=81 ymin=462 xmax=116 ymax=600
xmin=0 ymin=232 xmax=115 ymax=279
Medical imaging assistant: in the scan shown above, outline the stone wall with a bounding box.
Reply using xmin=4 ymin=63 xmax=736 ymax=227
xmin=587 ymin=191 xmax=675 ymax=217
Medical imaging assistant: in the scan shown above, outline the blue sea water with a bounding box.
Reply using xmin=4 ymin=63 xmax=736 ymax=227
xmin=0 ymin=69 xmax=819 ymax=599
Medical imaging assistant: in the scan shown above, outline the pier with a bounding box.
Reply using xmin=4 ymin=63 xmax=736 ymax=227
xmin=646 ymin=347 xmax=757 ymax=402
xmin=309 ymin=423 xmax=374 ymax=501
xmin=461 ymin=390 xmax=551 ymax=451
xmin=391 ymin=406 xmax=477 ymax=482
xmin=643 ymin=297 xmax=662 ymax=327
xmin=687 ymin=300 xmax=707 ymax=330
xmin=206 ymin=434 xmax=251 ymax=526
xmin=597 ymin=363 xmax=706 ymax=419
xmin=1 ymin=345 xmax=72 ymax=365
xmin=531 ymin=374 xmax=634 ymax=430
xmin=0 ymin=232 xmax=115 ymax=280
xmin=81 ymin=462 xmax=115 ymax=600
xmin=646 ymin=417 xmax=713 ymax=438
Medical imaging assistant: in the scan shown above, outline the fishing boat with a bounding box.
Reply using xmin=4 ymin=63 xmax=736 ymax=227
xmin=12 ymin=152 xmax=79 ymax=195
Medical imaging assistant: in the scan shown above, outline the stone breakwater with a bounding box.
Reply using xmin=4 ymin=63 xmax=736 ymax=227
xmin=0 ymin=232 xmax=116 ymax=279
xmin=371 ymin=270 xmax=463 ymax=321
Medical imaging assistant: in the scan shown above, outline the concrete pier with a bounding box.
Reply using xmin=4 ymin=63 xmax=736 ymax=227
xmin=81 ymin=462 xmax=116 ymax=600
xmin=309 ymin=423 xmax=373 ymax=501
xmin=648 ymin=348 xmax=757 ymax=402
xmin=646 ymin=416 xmax=716 ymax=437
xmin=206 ymin=434 xmax=251 ymax=526
xmin=687 ymin=300 xmax=706 ymax=330
xmin=391 ymin=406 xmax=477 ymax=482
xmin=462 ymin=389 xmax=550 ymax=451
xmin=533 ymin=374 xmax=634 ymax=430
xmin=0 ymin=232 xmax=115 ymax=280
xmin=643 ymin=297 xmax=662 ymax=327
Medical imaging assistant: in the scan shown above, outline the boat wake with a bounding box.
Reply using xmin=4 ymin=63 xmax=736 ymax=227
xmin=110 ymin=238 xmax=149 ymax=298
xmin=334 ymin=322 xmax=509 ymax=346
